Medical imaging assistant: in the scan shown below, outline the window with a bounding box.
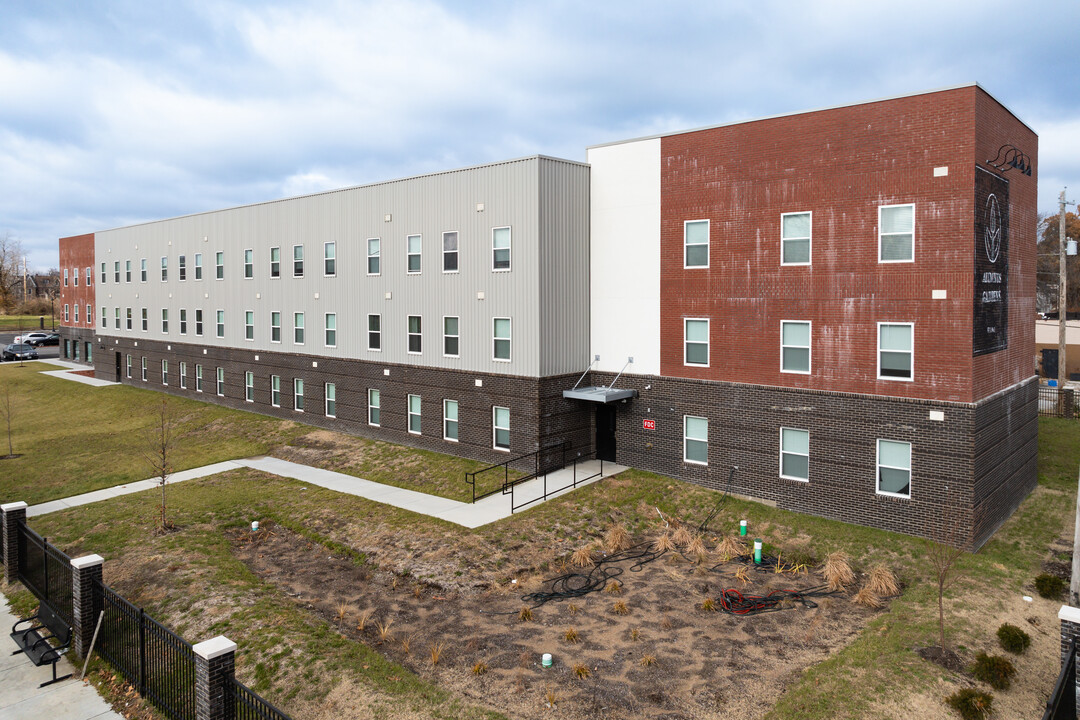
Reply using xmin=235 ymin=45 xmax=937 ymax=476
xmin=73 ymin=267 xmax=78 ymax=286
xmin=63 ymin=340 xmax=69 ymax=359
xmin=160 ymin=256 xmax=168 ymax=281
xmin=114 ymin=261 xmax=120 ymax=283
xmin=405 ymin=234 xmax=422 ymax=274
xmin=245 ymin=371 xmax=254 ymax=402
xmin=195 ymin=364 xmax=203 ymax=392
xmin=408 ymin=394 xmax=421 ymax=434
xmin=443 ymin=399 xmax=458 ymax=441
xmin=493 ymin=317 xmax=511 ymax=361
xmin=86 ymin=304 xmax=91 ymax=325
xmin=294 ymin=378 xmax=304 ymax=412
xmin=215 ymin=251 xmax=224 ymax=279
xmin=368 ymin=389 xmax=381 ymax=426
xmin=101 ymin=262 xmax=107 ymax=284
xmin=324 ymin=242 xmax=336 ymax=276
xmin=780 ymin=321 xmax=811 ymax=374
xmin=877 ymin=439 xmax=911 ymax=497
xmin=293 ymin=312 xmax=304 ymax=344
xmin=195 ymin=309 xmax=204 ymax=336
xmin=367 ymin=238 xmax=380 ymax=275
xmin=141 ymin=308 xmax=147 ymax=332
xmin=63 ymin=304 xmax=69 ymax=323
xmin=180 ymin=362 xmax=187 ymax=389
xmin=194 ymin=253 xmax=203 ymax=280
xmin=271 ymin=312 xmax=281 ymax=343
xmin=180 ymin=309 xmax=187 ymax=335
xmin=684 ymin=220 xmax=709 ymax=268
xmin=493 ymin=406 xmax=510 ymax=451
xmin=684 ymin=319 xmax=709 ymax=366
xmin=325 ymin=383 xmax=336 ymax=417
xmin=407 ymin=316 xmax=421 ymax=353
xmin=684 ymin=415 xmax=708 ymax=465
xmin=781 ymin=211 xmax=811 ymax=265
xmin=141 ymin=357 xmax=148 ymax=382
xmin=245 ymin=311 xmax=254 ymax=340
xmin=126 ymin=307 xmax=133 ymax=331
xmin=86 ymin=267 xmax=92 ymax=285
xmin=72 ymin=342 xmax=79 ymax=362
xmin=114 ymin=307 xmax=120 ymax=329
xmin=879 ymin=203 xmax=914 ymax=262
xmin=271 ymin=375 xmax=281 ymax=407
xmin=161 ymin=308 xmax=168 ymax=333
xmin=101 ymin=307 xmax=107 ymax=328
xmin=780 ymin=428 xmax=809 ymax=481
xmin=216 ymin=310 xmax=225 ymax=338
xmin=64 ymin=268 xmax=69 ymax=287
xmin=368 ymin=314 xmax=381 ymax=351
xmin=324 ymin=313 xmax=336 ymax=347
xmin=126 ymin=354 xmax=132 ymax=378
xmin=270 ymin=247 xmax=280 ymax=278
xmin=179 ymin=255 xmax=186 ymax=281
xmin=125 ymin=260 xmax=132 ymax=282
xmin=293 ymin=245 xmax=304 ymax=277
xmin=216 ymin=367 xmax=225 ymax=396
xmin=244 ymin=249 xmax=253 ymax=279
xmin=85 ymin=343 xmax=91 ymax=363
xmin=162 ymin=359 xmax=169 ymax=386
xmin=443 ymin=317 xmax=459 ymax=357
xmin=73 ymin=304 xmax=79 ymax=323
xmin=492 ymin=227 xmax=511 ymax=270
xmin=443 ymin=232 xmax=458 ymax=272
xmin=878 ymin=322 xmax=913 ymax=380
xmin=140 ymin=259 xmax=147 ymax=282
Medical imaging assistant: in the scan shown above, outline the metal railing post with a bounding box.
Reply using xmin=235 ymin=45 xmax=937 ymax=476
xmin=138 ymin=608 xmax=147 ymax=696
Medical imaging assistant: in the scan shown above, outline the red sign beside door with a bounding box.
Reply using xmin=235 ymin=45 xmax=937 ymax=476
xmin=643 ymin=418 xmax=656 ymax=430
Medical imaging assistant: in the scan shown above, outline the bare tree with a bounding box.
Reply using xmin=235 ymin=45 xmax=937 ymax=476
xmin=926 ymin=490 xmax=967 ymax=652
xmin=142 ymin=397 xmax=175 ymax=531
xmin=0 ymin=379 xmax=15 ymax=458
xmin=0 ymin=231 xmax=25 ymax=311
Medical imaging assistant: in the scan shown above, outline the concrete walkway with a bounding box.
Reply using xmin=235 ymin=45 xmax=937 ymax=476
xmin=33 ymin=360 xmax=119 ymax=388
xmin=29 ymin=456 xmax=626 ymax=528
xmin=0 ymin=593 xmax=122 ymax=720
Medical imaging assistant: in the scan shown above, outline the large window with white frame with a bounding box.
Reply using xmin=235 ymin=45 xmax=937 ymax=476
xmin=443 ymin=232 xmax=458 ymax=272
xmin=114 ymin=307 xmax=120 ymax=329
xmin=879 ymin=203 xmax=914 ymax=263
xmin=195 ymin=309 xmax=203 ymax=336
xmin=408 ymin=316 xmax=422 ymax=354
xmin=194 ymin=253 xmax=203 ymax=280
xmin=245 ymin=371 xmax=254 ymax=402
xmin=324 ymin=242 xmax=336 ymax=276
xmin=293 ymin=245 xmax=304 ymax=277
xmin=86 ymin=267 xmax=92 ymax=285
xmin=443 ymin=317 xmax=459 ymax=357
xmin=73 ymin=304 xmax=79 ymax=323
xmin=140 ymin=258 xmax=147 ymax=282
xmin=781 ymin=211 xmax=811 ymax=265
xmin=324 ymin=313 xmax=336 ymax=347
xmin=325 ymin=383 xmax=336 ymax=417
xmin=780 ymin=427 xmax=809 ymax=481
xmin=180 ymin=309 xmax=187 ymax=335
xmin=876 ymin=439 xmax=911 ymax=497
xmin=293 ymin=312 xmax=304 ymax=345
xmin=125 ymin=260 xmax=132 ymax=282
xmin=195 ymin=364 xmax=203 ymax=392
xmin=161 ymin=309 xmax=168 ymax=333
xmin=160 ymin=256 xmax=168 ymax=281
xmin=178 ymin=255 xmax=186 ymax=281
xmin=64 ymin=304 xmax=69 ymax=323
xmin=780 ymin=321 xmax=811 ymax=374
xmin=407 ymin=234 xmax=422 ymax=274
xmin=162 ymin=359 xmax=169 ymax=386
xmin=270 ymin=247 xmax=280 ymax=278
xmin=216 ymin=367 xmax=224 ymax=396
xmin=493 ymin=406 xmax=510 ymax=451
xmin=367 ymin=238 xmax=380 ymax=275
xmin=368 ymin=389 xmax=380 ymax=426
xmin=271 ymin=312 xmax=281 ymax=343
xmin=126 ymin=354 xmax=132 ymax=378
xmin=443 ymin=399 xmax=458 ymax=441
xmin=367 ymin=314 xmax=381 ymax=351
xmin=493 ymin=317 xmax=511 ymax=361
xmin=141 ymin=308 xmax=147 ymax=331
xmin=294 ymin=378 xmax=304 ymax=411
xmin=114 ymin=261 xmax=120 ymax=282
xmin=878 ymin=322 xmax=913 ymax=380
xmin=141 ymin=357 xmax=148 ymax=382
xmin=408 ymin=394 xmax=421 ymax=434
xmin=244 ymin=249 xmax=253 ymax=279
xmin=684 ymin=415 xmax=708 ymax=465
xmin=216 ymin=310 xmax=225 ymax=338
xmin=271 ymin=375 xmax=281 ymax=407
xmin=492 ymin=227 xmax=511 ymax=270
xmin=245 ymin=311 xmax=254 ymax=341
xmin=684 ymin=319 xmax=709 ymax=366
xmin=684 ymin=220 xmax=709 ymax=268
xmin=215 ymin=251 xmax=224 ymax=279
xmin=179 ymin=362 xmax=187 ymax=389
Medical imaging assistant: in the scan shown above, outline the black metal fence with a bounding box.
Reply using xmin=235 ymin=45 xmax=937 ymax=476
xmin=1039 ymin=386 xmax=1079 ymax=418
xmin=234 ymin=678 xmax=292 ymax=720
xmin=1043 ymin=641 xmax=1076 ymax=720
xmin=16 ymin=521 xmax=74 ymax=626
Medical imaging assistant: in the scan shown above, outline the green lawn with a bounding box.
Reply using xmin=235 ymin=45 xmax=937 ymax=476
xmin=0 ymin=314 xmax=60 ymax=332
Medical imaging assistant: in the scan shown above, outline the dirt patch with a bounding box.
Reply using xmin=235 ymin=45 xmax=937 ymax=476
xmin=231 ymin=521 xmax=883 ymax=720
xmin=917 ymin=645 xmax=965 ymax=673
xmin=70 ymin=369 xmax=96 ymax=378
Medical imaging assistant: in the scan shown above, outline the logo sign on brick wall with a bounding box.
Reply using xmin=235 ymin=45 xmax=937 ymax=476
xmin=974 ymin=166 xmax=1009 ymax=356
xmin=643 ymin=418 xmax=656 ymax=430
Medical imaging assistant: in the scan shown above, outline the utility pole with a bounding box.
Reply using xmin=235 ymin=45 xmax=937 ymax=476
xmin=1060 ymin=189 xmax=1068 ymax=387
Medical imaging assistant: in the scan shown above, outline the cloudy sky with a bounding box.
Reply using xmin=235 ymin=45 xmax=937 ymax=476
xmin=2 ymin=0 xmax=1078 ymax=271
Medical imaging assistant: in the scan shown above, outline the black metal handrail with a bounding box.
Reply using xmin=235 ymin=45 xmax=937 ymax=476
xmin=464 ymin=440 xmax=571 ymax=503
xmin=509 ymin=448 xmax=605 ymax=513
xmin=1044 ymin=639 xmax=1077 ymax=720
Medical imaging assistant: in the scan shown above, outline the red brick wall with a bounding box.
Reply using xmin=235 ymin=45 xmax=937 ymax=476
xmin=658 ymin=86 xmax=1034 ymax=404
xmin=58 ymin=233 xmax=95 ymax=329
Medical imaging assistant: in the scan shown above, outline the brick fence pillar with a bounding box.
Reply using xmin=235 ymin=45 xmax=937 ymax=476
xmin=1064 ymin=389 xmax=1075 ymax=419
xmin=194 ymin=636 xmax=236 ymax=720
xmin=1 ymin=501 xmax=27 ymax=584
xmin=70 ymin=554 xmax=104 ymax=658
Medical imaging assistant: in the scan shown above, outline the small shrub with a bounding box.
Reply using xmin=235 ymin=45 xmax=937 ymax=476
xmin=356 ymin=608 xmax=374 ymax=632
xmin=866 ymin=564 xmax=900 ymax=597
xmin=604 ymin=524 xmax=632 ymax=552
xmin=429 ymin=641 xmax=445 ymax=666
xmin=563 ymin=627 xmax=579 ymax=644
xmin=853 ymin=587 xmax=884 ymax=609
xmin=652 ymin=532 xmax=676 ymax=553
xmin=612 ymin=601 xmax=629 ymax=616
xmin=604 ymin=580 xmax=623 ymax=595
xmin=945 ymin=687 xmax=993 ymax=720
xmin=972 ymin=652 xmax=1015 ymax=690
xmin=1035 ymin=573 xmax=1066 ymax=599
xmin=823 ymin=551 xmax=855 ymax=592
xmin=519 ymin=606 xmax=534 ymax=622
xmin=996 ymin=623 xmax=1031 ymax=654
xmin=639 ymin=654 xmax=656 ymax=667
xmin=572 ymin=662 xmax=590 ymax=679
xmin=699 ymin=597 xmax=717 ymax=613
xmin=567 ymin=603 xmax=579 ymax=616
xmin=472 ymin=660 xmax=488 ymax=675
xmin=629 ymin=628 xmax=641 ymax=641
xmin=571 ymin=545 xmax=595 ymax=568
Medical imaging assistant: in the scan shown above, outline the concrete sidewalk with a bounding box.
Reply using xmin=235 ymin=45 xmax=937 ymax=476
xmin=29 ymin=456 xmax=627 ymax=528
xmin=0 ymin=593 xmax=122 ymax=720
xmin=33 ymin=360 xmax=119 ymax=388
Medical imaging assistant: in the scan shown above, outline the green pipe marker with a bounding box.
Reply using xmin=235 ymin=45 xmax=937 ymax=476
xmin=753 ymin=538 xmax=762 ymax=564
xmin=739 ymin=520 xmax=747 ymax=536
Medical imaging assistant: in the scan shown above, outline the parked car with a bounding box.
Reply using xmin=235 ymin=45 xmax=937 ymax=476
xmin=20 ymin=333 xmax=50 ymax=346
xmin=28 ymin=333 xmax=59 ymax=347
xmin=2 ymin=344 xmax=38 ymax=361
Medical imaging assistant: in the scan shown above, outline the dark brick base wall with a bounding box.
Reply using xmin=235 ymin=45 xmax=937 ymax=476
xmin=59 ymin=327 xmax=96 ymax=365
xmin=589 ymin=371 xmax=1037 ymax=549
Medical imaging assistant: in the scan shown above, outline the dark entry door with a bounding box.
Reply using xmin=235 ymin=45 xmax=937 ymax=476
xmin=596 ymin=405 xmax=617 ymax=462
xmin=115 ymin=352 xmax=122 ymax=382
xmin=1043 ymin=348 xmax=1059 ymax=380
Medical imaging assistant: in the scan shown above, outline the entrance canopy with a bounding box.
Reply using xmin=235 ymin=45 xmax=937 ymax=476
xmin=562 ymin=386 xmax=638 ymax=403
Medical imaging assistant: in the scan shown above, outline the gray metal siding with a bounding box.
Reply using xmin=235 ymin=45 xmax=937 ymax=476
xmin=93 ymin=157 xmax=590 ymax=378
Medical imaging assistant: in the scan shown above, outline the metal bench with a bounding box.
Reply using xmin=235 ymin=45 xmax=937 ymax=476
xmin=11 ymin=602 xmax=72 ymax=687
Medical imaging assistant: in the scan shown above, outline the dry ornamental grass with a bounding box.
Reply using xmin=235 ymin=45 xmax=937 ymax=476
xmin=671 ymin=525 xmax=693 ymax=548
xmin=571 ymin=544 xmax=595 ymax=568
xmin=853 ymin=586 xmax=884 ymax=609
xmin=866 ymin=564 xmax=900 ymax=597
xmin=717 ymin=534 xmax=746 ymax=561
xmin=651 ymin=532 xmax=676 ymax=554
xmin=823 ymin=551 xmax=856 ymax=592
xmin=604 ymin=523 xmax=632 ymax=552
